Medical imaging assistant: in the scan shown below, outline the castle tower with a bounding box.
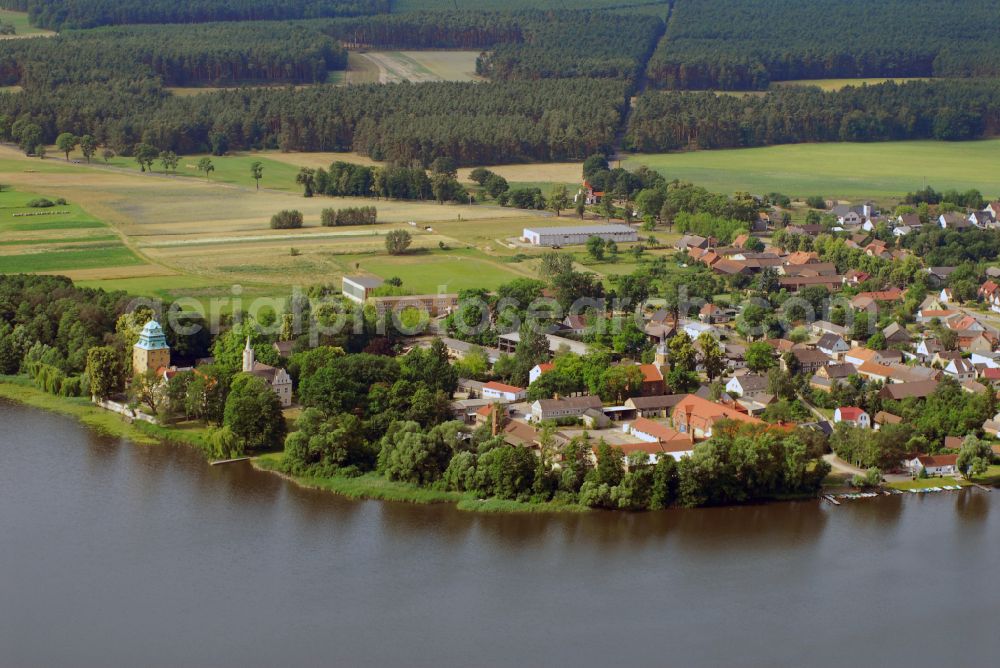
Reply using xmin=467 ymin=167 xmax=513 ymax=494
xmin=132 ymin=320 xmax=170 ymax=376
xmin=242 ymin=337 xmax=255 ymax=373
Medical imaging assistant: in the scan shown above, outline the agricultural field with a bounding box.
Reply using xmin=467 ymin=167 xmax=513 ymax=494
xmin=0 ymin=146 xmax=594 ymax=300
xmin=770 ymin=77 xmax=932 ymax=91
xmin=625 ymin=139 xmax=1000 ymax=199
xmin=0 ymin=187 xmax=148 ymax=278
xmin=354 ymin=51 xmax=483 ymax=83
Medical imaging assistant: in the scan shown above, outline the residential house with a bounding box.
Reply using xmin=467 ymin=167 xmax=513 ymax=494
xmin=699 ymin=303 xmax=733 ymax=324
xmin=844 ymin=269 xmax=871 ymax=285
xmin=675 ymin=234 xmax=709 ymax=252
xmin=986 ymin=201 xmax=1000 ymax=219
xmin=810 ymin=363 xmax=856 ymax=392
xmin=938 ymin=212 xmax=970 ymax=230
xmin=916 ymin=308 xmax=961 ymax=324
xmin=879 ymin=380 xmax=939 ymax=401
xmin=778 ymin=275 xmax=844 ymax=292
xmin=725 ymin=374 xmax=770 ymax=399
xmin=943 ymin=357 xmax=976 ymax=382
xmin=529 ymin=362 xmax=554 ymax=385
xmin=482 ymin=381 xmax=527 ymax=403
xmin=682 ymin=321 xmax=718 ymax=341
xmin=834 ymin=407 xmax=870 ymax=429
xmin=817 ymin=333 xmax=849 ymax=356
xmin=787 ymin=348 xmax=832 ymax=374
xmin=811 ymin=321 xmax=848 ymax=337
xmin=905 ymin=454 xmax=958 ymax=477
xmin=978 ymin=280 xmax=1000 ymax=314
xmin=561 ymin=314 xmax=589 ymax=336
xmin=968 ymin=210 xmax=996 ymax=229
xmin=925 ymin=266 xmax=957 ymax=287
xmin=873 ymin=411 xmax=902 ymax=431
xmin=915 ymin=338 xmax=943 ymax=362
xmin=882 ymin=322 xmax=912 ymax=346
xmin=577 ymin=180 xmax=603 ymax=205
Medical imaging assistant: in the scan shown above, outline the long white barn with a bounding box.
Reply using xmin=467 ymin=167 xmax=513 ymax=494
xmin=523 ymin=224 xmax=638 ymax=246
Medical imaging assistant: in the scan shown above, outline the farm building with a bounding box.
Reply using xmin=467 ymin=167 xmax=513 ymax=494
xmin=522 ymin=224 xmax=637 ymax=247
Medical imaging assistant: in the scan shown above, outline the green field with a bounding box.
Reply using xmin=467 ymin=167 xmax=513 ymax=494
xmin=0 ymin=9 xmax=53 ymax=37
xmin=339 ymin=247 xmax=534 ymax=293
xmin=0 ymin=187 xmax=148 ymax=275
xmin=64 ymin=150 xmax=303 ymax=193
xmin=625 ymin=139 xmax=1000 ymax=199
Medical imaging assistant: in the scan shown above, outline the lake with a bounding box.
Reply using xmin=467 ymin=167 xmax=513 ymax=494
xmin=1 ymin=399 xmax=997 ymax=667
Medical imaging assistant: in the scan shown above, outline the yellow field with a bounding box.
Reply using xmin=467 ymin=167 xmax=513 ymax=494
xmin=354 ymin=50 xmax=483 ymax=83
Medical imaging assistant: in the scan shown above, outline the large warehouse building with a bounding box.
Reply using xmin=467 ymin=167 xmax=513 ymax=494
xmin=522 ymin=224 xmax=638 ymax=247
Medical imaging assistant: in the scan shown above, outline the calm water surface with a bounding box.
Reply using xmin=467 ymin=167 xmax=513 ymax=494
xmin=1 ymin=400 xmax=997 ymax=667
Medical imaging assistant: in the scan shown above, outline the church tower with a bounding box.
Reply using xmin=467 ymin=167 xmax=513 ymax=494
xmin=132 ymin=320 xmax=170 ymax=376
xmin=242 ymin=337 xmax=255 ymax=373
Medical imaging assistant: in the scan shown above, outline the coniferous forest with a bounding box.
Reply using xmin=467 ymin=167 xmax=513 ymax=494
xmin=0 ymin=1 xmax=998 ymax=162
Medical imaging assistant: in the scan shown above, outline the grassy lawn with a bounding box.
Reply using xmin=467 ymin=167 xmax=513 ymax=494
xmin=0 ymin=244 xmax=143 ymax=273
xmin=971 ymin=464 xmax=1000 ymax=486
xmin=888 ymin=478 xmax=970 ymax=491
xmin=625 ymin=139 xmax=1000 ymax=199
xmin=341 ymin=246 xmax=534 ymax=293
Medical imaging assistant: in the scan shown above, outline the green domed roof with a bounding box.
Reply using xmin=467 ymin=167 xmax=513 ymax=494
xmin=135 ymin=320 xmax=168 ymax=350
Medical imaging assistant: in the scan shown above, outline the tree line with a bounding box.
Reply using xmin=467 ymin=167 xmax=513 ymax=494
xmin=0 ymin=78 xmax=627 ymax=164
xmin=625 ymin=80 xmax=1000 ymax=152
xmin=0 ymin=0 xmax=387 ymax=30
xmin=0 ymin=21 xmax=347 ymax=89
xmin=648 ymin=0 xmax=1000 ymax=90
xmin=322 ymin=206 xmax=376 ymax=226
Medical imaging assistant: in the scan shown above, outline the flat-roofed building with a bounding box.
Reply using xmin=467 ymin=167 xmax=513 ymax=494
xmin=342 ymin=275 xmax=384 ymax=304
xmin=523 ymin=224 xmax=638 ymax=247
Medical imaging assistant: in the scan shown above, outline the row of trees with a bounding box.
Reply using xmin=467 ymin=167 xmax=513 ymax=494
xmin=0 ymin=0 xmax=386 ymax=30
xmin=0 ymin=21 xmax=347 ymax=89
xmin=648 ymin=0 xmax=1000 ymax=90
xmin=321 ymin=206 xmax=376 ymax=226
xmin=626 ymin=80 xmax=1000 ymax=151
xmin=0 ymin=78 xmax=628 ymax=164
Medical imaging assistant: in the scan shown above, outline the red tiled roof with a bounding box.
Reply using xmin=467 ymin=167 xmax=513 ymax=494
xmin=837 ymin=407 xmax=865 ymax=420
xmin=638 ymin=364 xmax=663 ymax=383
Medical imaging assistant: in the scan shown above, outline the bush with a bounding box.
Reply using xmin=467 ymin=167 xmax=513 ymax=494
xmin=270 ymin=210 xmax=303 ymax=229
xmin=321 ymin=206 xmax=377 ymax=227
xmin=27 ymin=198 xmax=55 ymax=208
xmin=805 ymin=196 xmax=827 ymax=209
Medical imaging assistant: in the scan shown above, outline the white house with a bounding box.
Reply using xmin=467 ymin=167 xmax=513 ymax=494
xmin=944 ymin=357 xmax=976 ymax=382
xmin=833 ymin=406 xmax=870 ymax=429
xmin=817 ymin=333 xmax=849 ymax=356
xmin=482 ymin=381 xmax=527 ymax=402
xmin=682 ymin=320 xmax=717 ymax=340
xmin=528 ymin=362 xmax=553 ymax=385
xmin=725 ymin=374 xmax=769 ymax=399
xmin=905 ymin=454 xmax=958 ymax=477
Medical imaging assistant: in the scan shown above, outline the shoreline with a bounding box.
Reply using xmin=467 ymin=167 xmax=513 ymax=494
xmin=0 ymin=377 xmax=588 ymax=514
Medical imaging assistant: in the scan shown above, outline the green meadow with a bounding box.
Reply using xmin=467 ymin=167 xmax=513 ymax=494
xmin=63 ymin=150 xmax=303 ymax=193
xmin=625 ymin=139 xmax=1000 ymax=199
xmin=339 ymin=247 xmax=533 ymax=293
